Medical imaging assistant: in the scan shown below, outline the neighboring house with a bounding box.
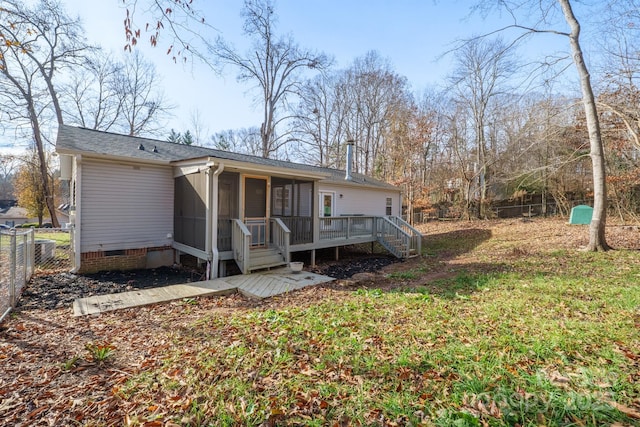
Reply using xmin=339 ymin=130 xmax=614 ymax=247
xmin=0 ymin=200 xmax=18 ymax=210
xmin=0 ymin=206 xmax=34 ymax=227
xmin=55 ymin=125 xmax=421 ymax=276
xmin=56 ymin=203 xmax=71 ymax=228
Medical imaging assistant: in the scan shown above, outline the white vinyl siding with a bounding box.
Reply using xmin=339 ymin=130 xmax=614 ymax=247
xmin=318 ymin=183 xmax=401 ymax=217
xmin=81 ymin=160 xmax=173 ymax=252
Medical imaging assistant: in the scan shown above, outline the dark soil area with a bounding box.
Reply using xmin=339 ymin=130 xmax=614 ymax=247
xmin=309 ymin=255 xmax=399 ymax=279
xmin=18 ymin=252 xmax=400 ymax=310
xmin=18 ymin=266 xmax=204 ymax=310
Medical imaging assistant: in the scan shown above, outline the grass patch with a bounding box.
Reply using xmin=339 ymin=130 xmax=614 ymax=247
xmin=0 ymin=230 xmax=70 ymax=248
xmin=118 ymin=229 xmax=640 ymax=426
xmin=34 ymin=231 xmax=71 ymax=246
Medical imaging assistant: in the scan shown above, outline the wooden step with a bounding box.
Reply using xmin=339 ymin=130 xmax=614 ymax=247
xmin=248 ymin=248 xmax=286 ymax=271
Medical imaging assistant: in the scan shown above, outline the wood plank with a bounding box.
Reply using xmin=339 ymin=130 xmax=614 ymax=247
xmin=74 ymin=269 xmax=335 ymax=316
xmin=241 ymin=276 xmax=272 ymax=298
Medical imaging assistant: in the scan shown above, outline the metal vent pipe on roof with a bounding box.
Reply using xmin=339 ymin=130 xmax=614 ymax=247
xmin=345 ymin=140 xmax=354 ymax=180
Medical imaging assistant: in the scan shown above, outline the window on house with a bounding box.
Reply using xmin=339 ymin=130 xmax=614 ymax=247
xmin=386 ymin=197 xmax=393 ymax=216
xmin=271 ymin=178 xmax=313 ymax=217
xmin=321 ymin=192 xmax=334 ymax=217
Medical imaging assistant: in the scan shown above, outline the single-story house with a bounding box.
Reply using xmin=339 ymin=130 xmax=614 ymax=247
xmin=0 ymin=206 xmax=35 ymax=227
xmin=55 ymin=125 xmax=421 ymax=276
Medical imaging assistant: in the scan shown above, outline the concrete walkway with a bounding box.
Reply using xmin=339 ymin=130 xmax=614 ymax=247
xmin=73 ymin=268 xmax=334 ymax=316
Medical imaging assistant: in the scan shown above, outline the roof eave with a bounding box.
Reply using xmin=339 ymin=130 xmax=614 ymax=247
xmin=171 ymin=156 xmax=330 ymax=180
xmin=320 ymin=178 xmax=400 ymax=192
xmin=56 ymin=147 xmax=173 ymax=166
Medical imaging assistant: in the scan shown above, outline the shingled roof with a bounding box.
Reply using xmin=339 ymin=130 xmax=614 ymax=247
xmin=56 ymin=125 xmax=398 ymax=191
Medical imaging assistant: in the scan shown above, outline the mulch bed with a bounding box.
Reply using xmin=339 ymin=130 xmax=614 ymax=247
xmin=17 ymin=267 xmax=204 ymax=311
xmin=16 ymin=252 xmax=399 ymax=312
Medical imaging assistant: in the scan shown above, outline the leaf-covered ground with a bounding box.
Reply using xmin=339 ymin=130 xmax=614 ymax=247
xmin=1 ymin=218 xmax=640 ymax=426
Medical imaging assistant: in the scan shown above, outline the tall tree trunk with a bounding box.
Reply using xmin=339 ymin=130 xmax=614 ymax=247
xmin=559 ymin=0 xmax=610 ymax=251
xmin=15 ymin=76 xmax=60 ymax=228
xmin=28 ymin=106 xmax=59 ymax=228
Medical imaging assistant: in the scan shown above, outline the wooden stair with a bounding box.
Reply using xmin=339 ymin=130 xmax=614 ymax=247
xmin=248 ymin=247 xmax=287 ymax=271
xmin=376 ymin=216 xmax=422 ymax=259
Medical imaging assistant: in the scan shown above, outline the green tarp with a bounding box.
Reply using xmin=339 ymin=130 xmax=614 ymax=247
xmin=569 ymin=205 xmax=593 ymax=225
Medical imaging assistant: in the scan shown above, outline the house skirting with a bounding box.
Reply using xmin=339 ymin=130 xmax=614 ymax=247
xmin=79 ymin=246 xmax=174 ymax=274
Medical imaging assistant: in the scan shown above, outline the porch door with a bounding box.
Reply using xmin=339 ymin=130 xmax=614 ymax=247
xmin=244 ymin=177 xmax=268 ymax=247
xmin=319 ymin=191 xmax=335 ymax=231
xmin=320 ymin=192 xmax=335 ymax=217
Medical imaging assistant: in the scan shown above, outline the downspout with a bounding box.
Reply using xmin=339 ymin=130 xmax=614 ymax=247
xmin=210 ymin=162 xmax=224 ymax=279
xmin=71 ymin=155 xmax=82 ymax=273
xmin=204 ymin=164 xmax=212 ymax=279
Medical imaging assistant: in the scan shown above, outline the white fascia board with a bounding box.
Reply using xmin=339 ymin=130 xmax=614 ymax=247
xmin=172 ymin=157 xmax=329 ymax=180
xmin=318 ymin=179 xmax=401 ymax=193
xmin=174 ymin=165 xmax=205 ymax=178
xmin=55 ymin=148 xmax=171 ymax=167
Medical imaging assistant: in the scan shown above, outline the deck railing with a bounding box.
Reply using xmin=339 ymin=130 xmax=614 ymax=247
xmin=217 ymin=219 xmax=232 ymax=251
xmin=269 ymin=218 xmax=291 ymax=264
xmin=227 ymin=215 xmax=418 ymax=275
xmin=319 ymin=216 xmax=376 ymax=241
xmin=386 ymin=215 xmax=422 ymax=256
xmin=376 ymin=217 xmax=410 ymax=258
xmin=277 ymin=216 xmax=312 ymax=245
xmin=232 ymin=219 xmax=251 ymax=274
xmin=245 ymin=217 xmax=267 ymax=247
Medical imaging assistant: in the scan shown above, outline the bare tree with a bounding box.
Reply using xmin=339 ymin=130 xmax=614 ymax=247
xmin=62 ymin=50 xmax=172 ymax=136
xmin=294 ymin=73 xmax=349 ymax=168
xmin=113 ymin=50 xmax=173 ymax=136
xmin=210 ymin=127 xmax=262 ymax=156
xmin=471 ymin=0 xmax=610 ymax=250
xmin=344 ymin=52 xmax=411 ymax=176
xmin=121 ymin=0 xmax=214 ymax=65
xmin=557 ymin=0 xmax=609 ymax=250
xmin=294 ymin=52 xmax=411 ymax=175
xmin=596 ymin=1 xmax=640 ymax=150
xmin=210 ymin=0 xmax=330 ymax=158
xmin=449 ymin=37 xmax=516 ymax=218
xmin=189 ymin=108 xmax=209 ymax=146
xmin=0 ymin=154 xmax=18 ymax=200
xmin=0 ymin=0 xmax=89 ymax=227
xmin=62 ymin=52 xmax=123 ymax=131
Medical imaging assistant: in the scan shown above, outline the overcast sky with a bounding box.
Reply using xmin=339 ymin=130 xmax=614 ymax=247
xmin=2 ymin=0 xmax=575 ymax=153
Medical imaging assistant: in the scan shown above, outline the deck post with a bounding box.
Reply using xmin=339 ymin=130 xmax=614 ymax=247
xmin=310 ymin=249 xmax=316 ymax=267
xmin=312 ymin=181 xmax=320 ymax=245
xmin=335 ymin=246 xmax=339 ymax=260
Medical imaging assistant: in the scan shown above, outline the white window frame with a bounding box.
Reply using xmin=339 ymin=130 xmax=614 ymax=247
xmin=319 ymin=191 xmax=336 ymax=217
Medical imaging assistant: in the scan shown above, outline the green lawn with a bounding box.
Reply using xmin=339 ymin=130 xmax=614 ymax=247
xmin=0 ymin=229 xmax=70 ymax=248
xmin=116 ymin=226 xmax=640 ymax=426
xmin=34 ymin=230 xmax=71 ymax=246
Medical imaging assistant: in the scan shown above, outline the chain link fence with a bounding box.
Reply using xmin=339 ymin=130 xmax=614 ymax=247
xmin=32 ymin=228 xmax=73 ymax=275
xmin=1 ymin=228 xmax=35 ymax=322
xmin=1 ymin=228 xmax=72 ymax=323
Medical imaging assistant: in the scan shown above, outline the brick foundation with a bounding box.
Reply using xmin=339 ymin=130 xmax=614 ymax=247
xmin=79 ymin=246 xmax=173 ymax=274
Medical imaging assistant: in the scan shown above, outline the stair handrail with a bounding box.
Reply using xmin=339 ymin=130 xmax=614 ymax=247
xmin=232 ymin=219 xmax=252 ymax=274
xmin=270 ymin=217 xmax=291 ymax=264
xmin=387 ymin=216 xmax=422 ymax=256
xmin=377 ymin=216 xmax=411 ymax=258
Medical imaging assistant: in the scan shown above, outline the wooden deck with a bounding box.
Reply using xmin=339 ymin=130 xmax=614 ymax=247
xmin=73 ymin=267 xmax=334 ymax=316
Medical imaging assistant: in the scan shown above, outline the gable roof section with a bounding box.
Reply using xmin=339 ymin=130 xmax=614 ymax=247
xmin=0 ymin=206 xmax=29 ymax=219
xmin=56 ymin=125 xmax=398 ymax=192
